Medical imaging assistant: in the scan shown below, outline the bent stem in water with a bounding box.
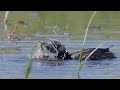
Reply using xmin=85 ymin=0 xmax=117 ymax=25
xmin=79 ymin=11 xmax=97 ymax=62
xmin=78 ymin=42 xmax=105 ymax=77
xmin=78 ymin=11 xmax=97 ymax=77
xmin=25 ymin=42 xmax=38 ymax=79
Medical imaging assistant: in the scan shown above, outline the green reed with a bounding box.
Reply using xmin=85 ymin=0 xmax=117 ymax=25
xmin=25 ymin=42 xmax=38 ymax=79
xmin=25 ymin=54 xmax=33 ymax=79
xmin=24 ymin=11 xmax=104 ymax=79
xmin=78 ymin=42 xmax=105 ymax=77
xmin=78 ymin=11 xmax=100 ymax=77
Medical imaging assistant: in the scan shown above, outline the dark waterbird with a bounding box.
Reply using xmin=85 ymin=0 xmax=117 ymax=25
xmin=39 ymin=39 xmax=67 ymax=60
xmin=70 ymin=47 xmax=116 ymax=60
xmin=33 ymin=40 xmax=116 ymax=60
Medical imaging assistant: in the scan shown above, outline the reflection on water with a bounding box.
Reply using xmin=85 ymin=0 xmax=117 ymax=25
xmin=35 ymin=60 xmax=64 ymax=66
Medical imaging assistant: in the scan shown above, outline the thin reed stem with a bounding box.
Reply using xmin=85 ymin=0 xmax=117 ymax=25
xmin=3 ymin=11 xmax=10 ymax=24
xmin=82 ymin=11 xmax=96 ymax=48
xmin=78 ymin=11 xmax=97 ymax=76
xmin=78 ymin=42 xmax=105 ymax=72
xmin=79 ymin=11 xmax=97 ymax=62
xmin=25 ymin=42 xmax=38 ymax=79
xmin=3 ymin=11 xmax=10 ymax=39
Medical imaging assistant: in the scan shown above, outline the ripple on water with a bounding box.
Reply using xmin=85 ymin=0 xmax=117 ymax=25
xmin=0 ymin=39 xmax=120 ymax=79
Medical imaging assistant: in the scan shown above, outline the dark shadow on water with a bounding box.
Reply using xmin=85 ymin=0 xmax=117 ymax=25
xmin=34 ymin=59 xmax=65 ymax=66
xmin=33 ymin=57 xmax=117 ymax=67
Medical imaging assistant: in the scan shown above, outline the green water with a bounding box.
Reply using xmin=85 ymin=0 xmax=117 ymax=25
xmin=0 ymin=11 xmax=120 ymax=40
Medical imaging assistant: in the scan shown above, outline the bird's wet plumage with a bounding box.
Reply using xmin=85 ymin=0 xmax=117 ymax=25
xmin=70 ymin=48 xmax=116 ymax=60
xmin=32 ymin=39 xmax=116 ymax=61
xmin=40 ymin=39 xmax=66 ymax=59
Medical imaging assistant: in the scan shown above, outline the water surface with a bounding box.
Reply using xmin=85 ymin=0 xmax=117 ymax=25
xmin=0 ymin=11 xmax=120 ymax=79
xmin=0 ymin=37 xmax=120 ymax=79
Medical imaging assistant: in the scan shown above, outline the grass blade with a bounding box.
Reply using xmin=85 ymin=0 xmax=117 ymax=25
xmin=78 ymin=11 xmax=97 ymax=78
xmin=79 ymin=48 xmax=84 ymax=63
xmin=79 ymin=11 xmax=97 ymax=62
xmin=25 ymin=56 xmax=33 ymax=79
xmin=82 ymin=11 xmax=97 ymax=47
xmin=25 ymin=42 xmax=38 ymax=79
xmin=78 ymin=42 xmax=105 ymax=72
xmin=3 ymin=11 xmax=10 ymax=23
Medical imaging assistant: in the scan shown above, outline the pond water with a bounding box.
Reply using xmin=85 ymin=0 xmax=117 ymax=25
xmin=0 ymin=37 xmax=120 ymax=79
xmin=0 ymin=11 xmax=120 ymax=79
